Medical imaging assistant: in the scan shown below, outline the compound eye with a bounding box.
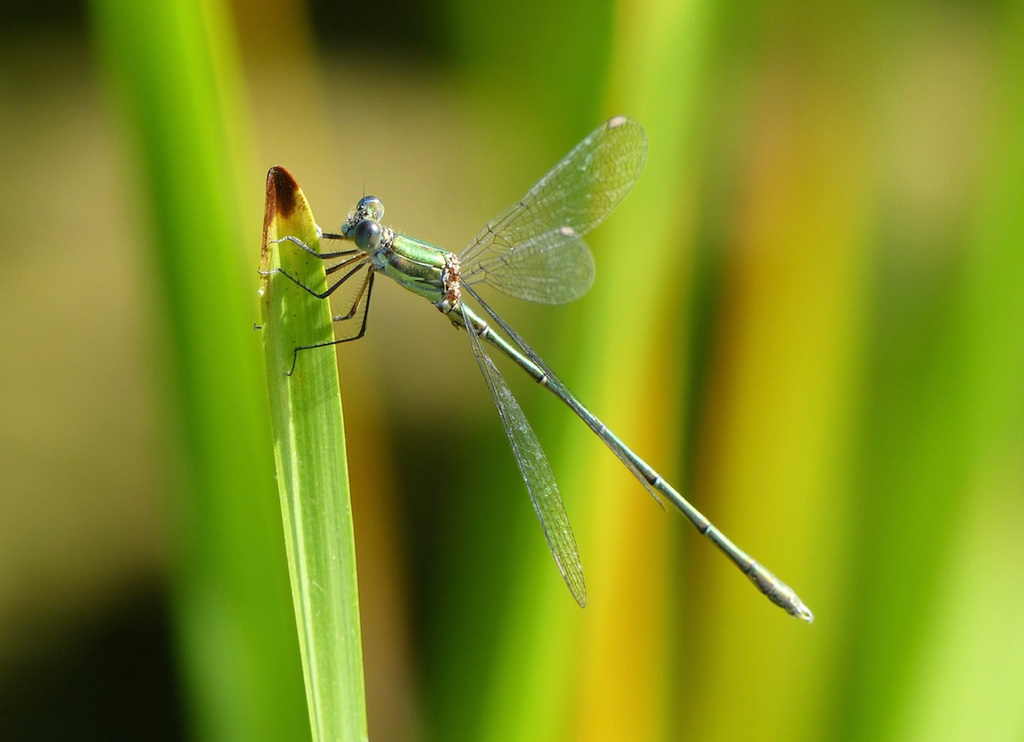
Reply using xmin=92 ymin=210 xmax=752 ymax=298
xmin=356 ymin=196 xmax=384 ymax=222
xmin=353 ymin=219 xmax=382 ymax=251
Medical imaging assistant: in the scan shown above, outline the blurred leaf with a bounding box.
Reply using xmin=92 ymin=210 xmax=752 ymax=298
xmin=427 ymin=3 xmax=623 ymax=741
xmin=90 ymin=0 xmax=308 ymax=739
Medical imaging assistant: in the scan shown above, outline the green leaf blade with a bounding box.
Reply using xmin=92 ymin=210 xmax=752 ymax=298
xmin=260 ymin=167 xmax=368 ymax=742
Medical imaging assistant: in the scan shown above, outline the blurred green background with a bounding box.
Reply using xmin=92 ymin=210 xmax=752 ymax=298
xmin=2 ymin=0 xmax=1022 ymax=740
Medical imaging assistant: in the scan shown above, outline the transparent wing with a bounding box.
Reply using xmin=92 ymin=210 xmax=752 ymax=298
xmin=460 ymin=116 xmax=647 ymax=303
xmin=463 ymin=227 xmax=594 ymax=304
xmin=464 ymin=283 xmax=665 ymax=511
xmin=463 ymin=305 xmax=587 ymax=607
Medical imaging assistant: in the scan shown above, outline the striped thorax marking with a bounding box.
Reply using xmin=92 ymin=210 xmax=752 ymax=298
xmin=437 ymin=253 xmax=462 ymax=314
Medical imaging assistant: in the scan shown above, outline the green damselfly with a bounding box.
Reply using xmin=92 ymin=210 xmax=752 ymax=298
xmin=269 ymin=117 xmax=812 ymax=621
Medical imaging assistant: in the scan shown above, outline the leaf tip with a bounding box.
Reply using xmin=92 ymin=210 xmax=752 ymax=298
xmin=267 ymin=166 xmax=300 ymax=219
xmin=261 ymin=166 xmax=304 ymax=268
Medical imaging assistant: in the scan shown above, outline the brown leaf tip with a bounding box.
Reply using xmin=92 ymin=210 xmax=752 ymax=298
xmin=267 ymin=166 xmax=299 ymax=219
xmin=261 ymin=166 xmax=302 ymax=264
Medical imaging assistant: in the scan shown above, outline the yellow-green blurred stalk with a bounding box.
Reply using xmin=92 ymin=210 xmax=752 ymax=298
xmin=91 ymin=1 xmax=308 ymax=739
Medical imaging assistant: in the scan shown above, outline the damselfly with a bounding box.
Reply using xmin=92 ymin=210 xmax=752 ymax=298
xmin=268 ymin=117 xmax=812 ymax=621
